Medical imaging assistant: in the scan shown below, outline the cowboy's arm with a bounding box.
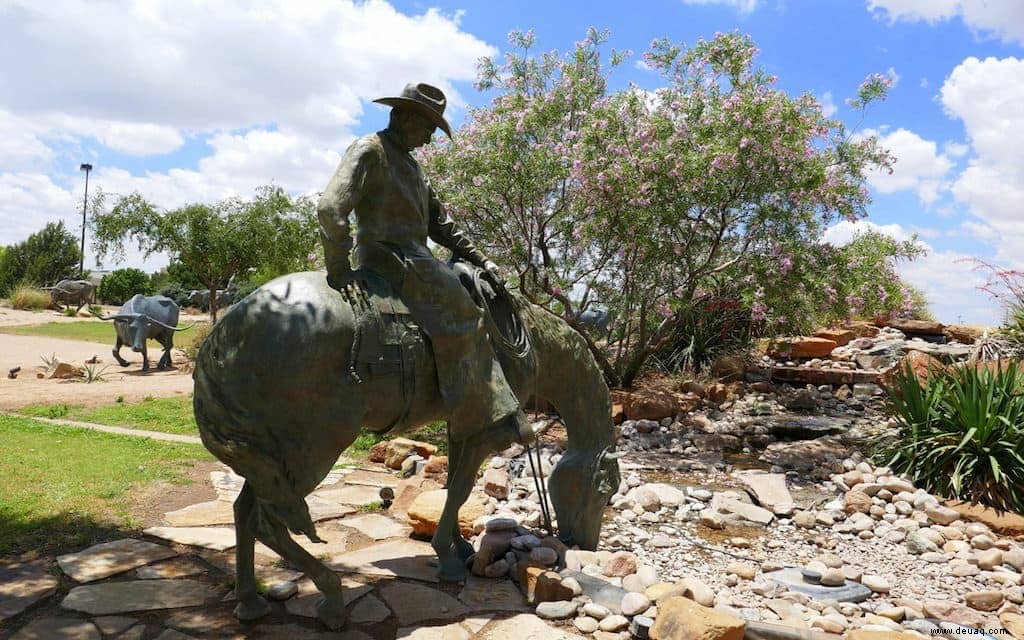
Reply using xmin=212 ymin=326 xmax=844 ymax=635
xmin=427 ymin=185 xmax=491 ymax=269
xmin=317 ymin=139 xmax=377 ymax=287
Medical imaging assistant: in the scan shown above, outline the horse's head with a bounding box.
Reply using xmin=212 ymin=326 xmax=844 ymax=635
xmin=548 ymin=446 xmax=622 ymax=550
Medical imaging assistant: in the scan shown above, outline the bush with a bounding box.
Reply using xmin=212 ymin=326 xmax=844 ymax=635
xmin=654 ymin=292 xmax=755 ymax=374
xmin=873 ymin=360 xmax=1024 ymax=513
xmin=10 ymin=283 xmax=51 ymax=310
xmin=97 ymin=268 xmax=153 ymax=305
xmin=183 ymin=322 xmax=213 ymax=361
xmin=0 ymin=221 xmax=81 ymax=297
xmin=158 ymin=282 xmax=192 ymax=308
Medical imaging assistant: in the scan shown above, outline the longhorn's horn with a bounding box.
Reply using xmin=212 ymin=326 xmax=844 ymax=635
xmin=147 ymin=317 xmax=195 ymax=331
xmin=99 ymin=314 xmax=135 ymax=321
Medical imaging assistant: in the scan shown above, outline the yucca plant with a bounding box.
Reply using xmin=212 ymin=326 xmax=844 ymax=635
xmin=874 ymin=359 xmax=1024 ymax=513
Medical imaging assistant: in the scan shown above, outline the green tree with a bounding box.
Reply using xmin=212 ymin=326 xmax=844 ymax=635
xmin=91 ymin=186 xmax=318 ymax=321
xmin=424 ymin=30 xmax=896 ymax=387
xmin=0 ymin=221 xmax=82 ymax=296
xmin=97 ymin=268 xmax=154 ymax=305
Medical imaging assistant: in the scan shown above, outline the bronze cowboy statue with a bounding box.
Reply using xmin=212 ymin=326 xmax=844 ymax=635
xmin=317 ymin=82 xmax=531 ymax=445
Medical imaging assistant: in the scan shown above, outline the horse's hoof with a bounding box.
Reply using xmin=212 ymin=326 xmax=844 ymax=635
xmin=454 ymin=538 xmax=474 ymax=561
xmin=438 ymin=557 xmax=468 ymax=582
xmin=316 ymin=596 xmax=347 ymax=630
xmin=233 ymin=595 xmax=270 ymax=621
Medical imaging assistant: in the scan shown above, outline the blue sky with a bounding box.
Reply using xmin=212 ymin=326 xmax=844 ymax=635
xmin=2 ymin=0 xmax=1022 ymax=325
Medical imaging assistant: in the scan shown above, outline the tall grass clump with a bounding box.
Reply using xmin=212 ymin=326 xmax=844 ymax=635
xmin=11 ymin=283 xmax=50 ymax=310
xmin=873 ymin=360 xmax=1024 ymax=513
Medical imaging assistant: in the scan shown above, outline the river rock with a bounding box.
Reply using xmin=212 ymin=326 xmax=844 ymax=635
xmin=964 ymin=590 xmax=1003 ymax=611
xmin=536 ymin=600 xmax=577 ymax=620
xmin=650 ymin=596 xmax=745 ymax=640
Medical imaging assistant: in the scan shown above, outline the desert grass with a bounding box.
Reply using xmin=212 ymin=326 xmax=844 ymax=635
xmin=10 ymin=284 xmax=51 ymax=310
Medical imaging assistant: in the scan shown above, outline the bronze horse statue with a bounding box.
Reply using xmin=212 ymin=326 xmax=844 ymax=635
xmin=192 ymin=270 xmax=621 ymax=629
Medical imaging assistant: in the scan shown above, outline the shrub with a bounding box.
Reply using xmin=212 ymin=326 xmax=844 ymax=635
xmin=654 ymin=291 xmax=756 ymax=375
xmin=11 ymin=283 xmax=51 ymax=310
xmin=873 ymin=360 xmax=1024 ymax=513
xmin=158 ymin=282 xmax=192 ymax=308
xmin=183 ymin=322 xmax=213 ymax=361
xmin=97 ymin=268 xmax=153 ymax=305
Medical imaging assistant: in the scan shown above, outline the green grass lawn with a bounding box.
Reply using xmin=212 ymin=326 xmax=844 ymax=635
xmin=0 ymin=320 xmax=204 ymax=348
xmin=0 ymin=413 xmax=212 ymax=556
xmin=19 ymin=395 xmax=198 ymax=435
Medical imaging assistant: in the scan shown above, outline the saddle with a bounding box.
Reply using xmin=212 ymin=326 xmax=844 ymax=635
xmin=343 ymin=261 xmax=534 ymax=428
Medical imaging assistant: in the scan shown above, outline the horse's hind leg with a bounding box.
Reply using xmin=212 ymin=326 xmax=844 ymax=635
xmin=255 ymin=508 xmax=346 ymax=630
xmin=233 ymin=482 xmax=270 ymax=621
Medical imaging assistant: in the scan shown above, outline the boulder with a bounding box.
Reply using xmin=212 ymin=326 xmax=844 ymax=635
xmin=944 ymin=325 xmax=985 ymax=344
xmin=384 ymin=438 xmax=438 ymax=470
xmin=885 ymin=318 xmax=945 ymax=336
xmin=624 ymin=388 xmax=684 ymax=421
xmin=51 ymin=362 xmax=84 ymax=379
xmin=768 ymin=337 xmax=837 ymax=360
xmin=814 ymin=329 xmax=855 ymax=347
xmin=406 ymin=489 xmax=487 ymax=537
xmin=844 ymin=322 xmax=880 ymax=338
xmin=650 ymin=596 xmax=745 ymax=640
xmin=880 ymin=351 xmax=945 ymax=391
xmin=482 ymin=468 xmax=510 ymax=500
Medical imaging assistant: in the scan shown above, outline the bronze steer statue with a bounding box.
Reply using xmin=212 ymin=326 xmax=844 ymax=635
xmin=99 ymin=294 xmax=190 ymax=371
xmin=47 ymin=279 xmax=95 ymax=311
xmin=193 ymin=269 xmax=621 ymax=629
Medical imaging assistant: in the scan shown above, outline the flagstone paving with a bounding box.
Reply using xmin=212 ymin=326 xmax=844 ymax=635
xmin=57 ymin=538 xmax=178 ymax=583
xmin=1 ymin=457 xmax=593 ymax=640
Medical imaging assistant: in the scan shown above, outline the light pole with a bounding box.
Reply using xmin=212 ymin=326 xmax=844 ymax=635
xmin=79 ymin=163 xmax=92 ymax=279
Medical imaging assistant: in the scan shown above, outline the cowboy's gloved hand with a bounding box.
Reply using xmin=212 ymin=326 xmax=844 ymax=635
xmin=327 ymin=268 xmax=365 ymax=299
xmin=482 ymin=260 xmax=508 ymax=290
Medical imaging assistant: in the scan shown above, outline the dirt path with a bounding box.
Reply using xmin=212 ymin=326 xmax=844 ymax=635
xmin=0 ymin=333 xmax=194 ymax=409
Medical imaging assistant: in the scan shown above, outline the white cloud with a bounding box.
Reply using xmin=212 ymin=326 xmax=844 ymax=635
xmin=824 ymin=219 xmax=1001 ymax=326
xmin=943 ymin=141 xmax=969 ymax=158
xmin=863 ymin=128 xmax=953 ymax=203
xmin=941 ymin=56 xmax=1024 ymax=266
xmin=820 ymin=92 xmax=837 ymax=118
xmin=0 ymin=0 xmax=495 ymax=272
xmin=867 ymin=0 xmax=1024 ymax=45
xmin=681 ymin=0 xmax=758 ymax=14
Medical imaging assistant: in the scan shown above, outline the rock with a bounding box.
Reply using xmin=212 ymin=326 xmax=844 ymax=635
xmin=726 ymin=562 xmax=758 ymax=580
xmin=861 ymin=575 xmax=890 ymax=593
xmin=384 ymin=437 xmax=438 ymax=470
xmin=621 ymin=592 xmax=652 ymax=616
xmin=646 ymin=579 xmax=714 ymax=608
xmin=819 ymin=569 xmax=845 ymax=587
xmin=922 ymin=601 xmax=988 ymax=627
xmin=924 ymin=505 xmax=960 ymax=525
xmin=885 ymin=318 xmax=945 ymax=335
xmin=406 ymin=489 xmax=487 ymax=537
xmin=530 ymin=547 xmax=558 ymax=565
xmin=769 ymin=337 xmax=838 ymax=360
xmin=1007 ymin=549 xmax=1024 ymax=572
xmin=712 ymin=493 xmax=775 ymax=525
xmin=650 ymin=596 xmax=745 ymax=640
xmin=760 ymin=437 xmax=851 ymax=472
xmin=328 ymin=538 xmax=439 ymax=583
xmin=642 ymin=483 xmax=688 ymax=507
xmin=378 ymin=582 xmax=467 ymax=625
xmin=421 ymin=455 xmax=448 ymax=477
xmin=844 ymin=491 xmax=873 ymax=515
xmin=977 ymin=548 xmax=1004 ymax=570
xmin=482 ymin=468 xmax=510 ymax=500
xmin=61 ymin=579 xmax=219 ymax=615
xmin=880 ymin=351 xmax=945 ymax=391
xmin=793 ymin=511 xmax=817 ymax=529
xmin=574 ymin=617 xmax=600 ymax=633
xmin=266 ymin=581 xmax=298 ymax=601
xmin=625 ymin=388 xmax=689 ymax=420
xmin=1000 ymin=612 xmax=1024 ymax=640
xmin=0 ymin=557 xmax=59 ymax=621
xmin=599 ymin=614 xmax=630 ymax=632
xmin=964 ymin=590 xmax=1003 ymax=611
xmin=631 ymin=615 xmax=655 ymax=639
xmin=814 ymin=329 xmax=855 ymax=347
xmin=604 ymin=551 xmax=638 ymax=578
xmin=50 ymin=361 xmax=85 ymax=379
xmin=735 ymin=472 xmax=796 ymax=516
xmin=9 ymin=618 xmax=101 ymax=640
xmin=846 ymin=632 xmax=920 ymax=640
xmin=905 ymin=530 xmax=939 ymax=555
xmin=368 ymin=440 xmax=389 ymax=463
xmin=536 ymin=600 xmax=578 ymax=620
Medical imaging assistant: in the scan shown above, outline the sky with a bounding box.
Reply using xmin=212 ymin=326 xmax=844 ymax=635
xmin=1 ymin=0 xmax=1022 ymax=326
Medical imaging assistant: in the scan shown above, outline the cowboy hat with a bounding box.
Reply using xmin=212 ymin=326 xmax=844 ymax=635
xmin=374 ymin=82 xmax=453 ymax=138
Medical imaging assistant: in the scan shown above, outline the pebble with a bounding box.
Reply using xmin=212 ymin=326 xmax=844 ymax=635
xmin=583 ymin=602 xmax=611 ymax=619
xmin=621 ymin=592 xmax=651 ymax=616
xmin=573 ymin=616 xmax=599 ymax=633
xmin=266 ymin=581 xmax=297 ymax=600
xmin=598 ymin=614 xmax=630 ymax=632
xmin=536 ymin=600 xmax=578 ymax=619
xmin=861 ymin=575 xmax=890 ymax=593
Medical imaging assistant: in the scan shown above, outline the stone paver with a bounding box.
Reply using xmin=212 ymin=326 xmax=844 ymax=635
xmin=61 ymin=579 xmax=221 ymax=615
xmin=329 ymin=538 xmax=439 ymax=583
xmin=9 ymin=617 xmax=100 ymax=640
xmin=283 ymin=577 xmax=373 ymax=619
xmin=314 ymin=484 xmax=384 ymax=507
xmin=57 ymin=538 xmax=178 ymax=583
xmin=0 ymin=557 xmax=58 ymax=620
xmin=340 ymin=468 xmax=398 ymax=488
xmin=458 ymin=576 xmax=530 ymax=612
xmin=143 ymin=526 xmax=238 ymax=551
xmin=136 ymin=557 xmax=208 ymax=580
xmin=306 ymin=494 xmax=359 ymax=522
xmin=477 ymin=613 xmax=587 ymax=639
xmin=349 ymin=592 xmax=391 ymax=624
xmin=735 ymin=471 xmax=797 ymax=515
xmin=379 ymin=581 xmax=468 ymax=625
xmin=164 ymin=500 xmax=235 ymax=526
xmin=338 ymin=513 xmax=413 ymax=540
xmin=92 ymin=616 xmax=138 ymax=635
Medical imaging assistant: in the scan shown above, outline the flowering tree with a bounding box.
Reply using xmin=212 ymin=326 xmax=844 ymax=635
xmin=426 ymin=30 xmax=899 ymax=387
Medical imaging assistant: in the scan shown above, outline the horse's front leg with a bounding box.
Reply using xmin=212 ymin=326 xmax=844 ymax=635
xmin=431 ymin=433 xmax=488 ymax=580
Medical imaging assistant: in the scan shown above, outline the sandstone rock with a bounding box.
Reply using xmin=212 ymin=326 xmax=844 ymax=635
xmin=622 ymin=592 xmax=652 ymax=617
xmin=368 ymin=440 xmax=389 ymax=463
xmin=384 ymin=438 xmax=438 ymax=470
xmin=880 ymin=351 xmax=944 ymax=391
xmin=769 ymin=337 xmax=837 ymax=360
xmin=536 ymin=600 xmax=577 ymax=619
xmin=977 ymin=548 xmax=1004 ymax=570
xmin=814 ymin=329 xmax=855 ymax=347
xmin=885 ymin=318 xmax=945 ymax=335
xmin=726 ymin=562 xmax=758 ymax=580
xmin=422 ymin=455 xmax=448 ymax=477
xmin=964 ymin=590 xmax=1003 ymax=612
xmin=51 ymin=362 xmax=85 ymax=379
xmin=574 ymin=616 xmax=600 ymax=633
xmin=406 ymin=489 xmax=487 ymax=537
xmin=999 ymin=612 xmax=1024 ymax=640
xmin=922 ymin=600 xmax=987 ymax=627
xmin=482 ymin=468 xmax=510 ymax=500
xmin=650 ymin=596 xmax=745 ymax=640
xmin=924 ymin=505 xmax=961 ymax=526
xmin=604 ymin=551 xmax=638 ymax=578
xmin=844 ymin=491 xmax=873 ymax=515
xmin=599 ymin=614 xmax=630 ymax=632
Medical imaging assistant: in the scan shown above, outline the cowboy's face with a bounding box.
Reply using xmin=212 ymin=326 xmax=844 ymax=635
xmin=406 ymin=112 xmax=436 ymax=149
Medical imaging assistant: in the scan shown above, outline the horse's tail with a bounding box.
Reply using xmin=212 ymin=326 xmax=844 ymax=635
xmin=193 ymin=317 xmax=323 ymax=543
